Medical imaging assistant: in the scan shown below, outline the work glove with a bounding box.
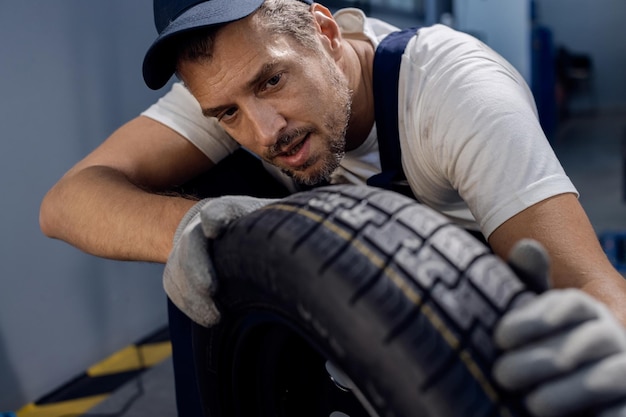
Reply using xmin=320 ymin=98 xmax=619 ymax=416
xmin=506 ymin=238 xmax=551 ymax=294
xmin=163 ymin=195 xmax=278 ymax=327
xmin=494 ymin=254 xmax=626 ymax=417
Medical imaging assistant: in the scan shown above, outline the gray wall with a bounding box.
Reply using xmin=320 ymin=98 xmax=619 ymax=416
xmin=453 ymin=0 xmax=532 ymax=81
xmin=451 ymin=0 xmax=626 ymax=110
xmin=0 ymin=1 xmax=169 ymax=410
xmin=535 ymin=0 xmax=626 ymax=110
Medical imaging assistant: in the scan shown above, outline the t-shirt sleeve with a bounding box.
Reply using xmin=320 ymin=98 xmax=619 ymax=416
xmin=400 ymin=26 xmax=578 ymax=238
xmin=141 ymin=82 xmax=239 ymax=163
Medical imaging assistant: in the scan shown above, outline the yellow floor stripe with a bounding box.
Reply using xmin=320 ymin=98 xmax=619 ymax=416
xmin=16 ymin=395 xmax=108 ymax=417
xmin=87 ymin=341 xmax=172 ymax=377
xmin=13 ymin=331 xmax=171 ymax=417
xmin=138 ymin=342 xmax=173 ymax=369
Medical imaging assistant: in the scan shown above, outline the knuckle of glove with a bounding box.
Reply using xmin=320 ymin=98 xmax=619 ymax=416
xmin=199 ymin=196 xmax=277 ymax=238
xmin=200 ymin=196 xmax=251 ymax=238
xmin=495 ymin=289 xmax=603 ymax=350
xmin=525 ymin=354 xmax=626 ymax=417
xmin=494 ymin=318 xmax=626 ymax=391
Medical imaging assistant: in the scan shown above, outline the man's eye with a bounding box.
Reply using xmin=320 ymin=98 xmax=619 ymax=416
xmin=265 ymin=74 xmax=282 ymax=89
xmin=219 ymin=107 xmax=237 ymax=121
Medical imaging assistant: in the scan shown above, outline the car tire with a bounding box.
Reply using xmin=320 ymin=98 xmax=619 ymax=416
xmin=193 ymin=184 xmax=534 ymax=417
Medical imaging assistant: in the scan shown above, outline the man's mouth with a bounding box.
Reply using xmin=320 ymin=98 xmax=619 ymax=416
xmin=280 ymin=135 xmax=308 ymax=157
xmin=274 ymin=133 xmax=312 ymax=169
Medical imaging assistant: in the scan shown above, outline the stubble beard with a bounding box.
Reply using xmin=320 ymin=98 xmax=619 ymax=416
xmin=283 ymin=101 xmax=350 ymax=186
xmin=280 ymin=73 xmax=352 ymax=186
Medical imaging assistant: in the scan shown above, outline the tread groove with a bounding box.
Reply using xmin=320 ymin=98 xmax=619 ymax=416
xmin=209 ymin=185 xmax=531 ymax=417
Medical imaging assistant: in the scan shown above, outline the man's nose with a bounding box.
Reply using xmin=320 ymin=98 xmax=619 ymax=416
xmin=246 ymin=100 xmax=286 ymax=148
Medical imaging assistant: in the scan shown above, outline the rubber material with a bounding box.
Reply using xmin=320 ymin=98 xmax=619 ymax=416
xmin=195 ymin=185 xmax=534 ymax=417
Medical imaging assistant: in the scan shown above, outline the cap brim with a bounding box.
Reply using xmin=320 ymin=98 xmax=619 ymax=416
xmin=143 ymin=0 xmax=265 ymax=90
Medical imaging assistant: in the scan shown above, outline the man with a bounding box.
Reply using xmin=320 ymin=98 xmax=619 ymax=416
xmin=40 ymin=0 xmax=626 ymax=415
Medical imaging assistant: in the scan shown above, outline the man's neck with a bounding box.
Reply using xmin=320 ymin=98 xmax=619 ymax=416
xmin=342 ymin=38 xmax=376 ymax=152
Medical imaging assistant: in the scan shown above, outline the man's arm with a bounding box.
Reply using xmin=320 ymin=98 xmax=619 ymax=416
xmin=489 ymin=192 xmax=626 ymax=325
xmin=40 ymin=115 xmax=214 ymax=263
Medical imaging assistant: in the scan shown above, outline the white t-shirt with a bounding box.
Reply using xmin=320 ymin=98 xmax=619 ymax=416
xmin=142 ymin=8 xmax=577 ymax=238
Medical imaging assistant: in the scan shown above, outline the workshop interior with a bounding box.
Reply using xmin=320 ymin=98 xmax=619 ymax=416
xmin=1 ymin=0 xmax=625 ymax=415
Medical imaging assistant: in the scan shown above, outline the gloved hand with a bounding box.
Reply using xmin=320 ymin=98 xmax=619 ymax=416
xmin=163 ymin=195 xmax=278 ymax=327
xmin=493 ymin=288 xmax=626 ymax=417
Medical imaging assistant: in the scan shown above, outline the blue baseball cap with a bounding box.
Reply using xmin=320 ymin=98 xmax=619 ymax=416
xmin=143 ymin=0 xmax=313 ymax=90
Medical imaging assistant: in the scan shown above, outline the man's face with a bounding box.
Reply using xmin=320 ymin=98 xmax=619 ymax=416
xmin=178 ymin=16 xmax=352 ymax=186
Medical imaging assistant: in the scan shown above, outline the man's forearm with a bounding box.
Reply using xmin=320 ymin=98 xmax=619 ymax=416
xmin=40 ymin=165 xmax=197 ymax=263
xmin=489 ymin=193 xmax=626 ymax=326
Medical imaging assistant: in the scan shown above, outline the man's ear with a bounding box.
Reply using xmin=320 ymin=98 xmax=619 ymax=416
xmin=310 ymin=3 xmax=342 ymax=55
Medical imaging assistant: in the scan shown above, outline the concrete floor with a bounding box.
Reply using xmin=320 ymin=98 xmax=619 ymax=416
xmin=85 ymin=110 xmax=626 ymax=416
xmin=86 ymin=357 xmax=177 ymax=416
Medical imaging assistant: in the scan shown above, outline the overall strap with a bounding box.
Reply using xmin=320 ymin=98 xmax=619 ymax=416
xmin=367 ymin=27 xmax=489 ymax=246
xmin=367 ymin=27 xmax=419 ymax=199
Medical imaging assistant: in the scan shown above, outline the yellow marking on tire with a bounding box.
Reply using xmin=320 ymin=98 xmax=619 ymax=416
xmin=268 ymin=203 xmax=510 ymax=415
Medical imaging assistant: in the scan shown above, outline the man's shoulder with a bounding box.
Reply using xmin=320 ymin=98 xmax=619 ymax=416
xmin=334 ymin=8 xmax=399 ymax=40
